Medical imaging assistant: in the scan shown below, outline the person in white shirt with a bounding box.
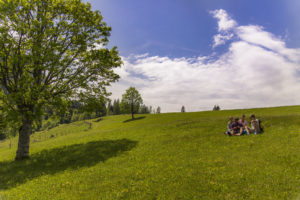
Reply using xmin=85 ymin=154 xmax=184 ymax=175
xmin=239 ymin=114 xmax=249 ymax=135
xmin=249 ymin=114 xmax=263 ymax=134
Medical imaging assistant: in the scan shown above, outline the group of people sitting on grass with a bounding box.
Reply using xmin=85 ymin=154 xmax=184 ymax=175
xmin=224 ymin=114 xmax=263 ymax=136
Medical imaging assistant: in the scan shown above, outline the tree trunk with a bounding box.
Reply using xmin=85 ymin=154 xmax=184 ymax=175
xmin=131 ymin=103 xmax=134 ymax=119
xmin=15 ymin=118 xmax=33 ymax=160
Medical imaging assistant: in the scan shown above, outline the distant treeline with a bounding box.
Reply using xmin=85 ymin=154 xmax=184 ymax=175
xmin=42 ymin=99 xmax=159 ymax=130
xmin=107 ymin=99 xmax=161 ymax=116
xmin=0 ymin=98 xmax=160 ymax=141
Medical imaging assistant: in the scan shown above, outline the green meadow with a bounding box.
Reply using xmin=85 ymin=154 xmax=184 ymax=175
xmin=1 ymin=106 xmax=300 ymax=199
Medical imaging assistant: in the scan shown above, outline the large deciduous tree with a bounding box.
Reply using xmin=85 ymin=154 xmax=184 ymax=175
xmin=0 ymin=0 xmax=122 ymax=160
xmin=121 ymin=87 xmax=143 ymax=119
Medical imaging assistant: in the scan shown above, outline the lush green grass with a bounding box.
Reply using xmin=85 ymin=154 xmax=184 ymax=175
xmin=1 ymin=106 xmax=300 ymax=199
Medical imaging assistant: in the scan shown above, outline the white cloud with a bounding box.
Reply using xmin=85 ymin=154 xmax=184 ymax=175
xmin=210 ymin=9 xmax=237 ymax=47
xmin=210 ymin=9 xmax=237 ymax=32
xmin=236 ymin=25 xmax=300 ymax=62
xmin=109 ymin=10 xmax=300 ymax=112
xmin=213 ymin=33 xmax=234 ymax=48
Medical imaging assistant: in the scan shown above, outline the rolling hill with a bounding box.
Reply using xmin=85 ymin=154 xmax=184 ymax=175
xmin=1 ymin=106 xmax=300 ymax=199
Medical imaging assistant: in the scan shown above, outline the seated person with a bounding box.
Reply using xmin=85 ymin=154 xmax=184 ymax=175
xmin=224 ymin=116 xmax=234 ymax=136
xmin=239 ymin=114 xmax=249 ymax=135
xmin=231 ymin=118 xmax=243 ymax=136
xmin=249 ymin=114 xmax=263 ymax=134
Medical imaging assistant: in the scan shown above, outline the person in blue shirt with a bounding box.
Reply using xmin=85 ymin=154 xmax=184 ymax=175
xmin=231 ymin=118 xmax=243 ymax=136
xmin=224 ymin=116 xmax=234 ymax=136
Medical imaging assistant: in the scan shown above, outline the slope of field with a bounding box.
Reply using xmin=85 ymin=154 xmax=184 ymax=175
xmin=1 ymin=106 xmax=300 ymax=199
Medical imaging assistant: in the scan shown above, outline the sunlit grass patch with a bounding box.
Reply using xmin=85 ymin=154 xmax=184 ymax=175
xmin=1 ymin=106 xmax=300 ymax=199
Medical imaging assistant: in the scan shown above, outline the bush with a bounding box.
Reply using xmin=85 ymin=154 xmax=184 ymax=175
xmin=78 ymin=113 xmax=94 ymax=121
xmin=71 ymin=114 xmax=80 ymax=122
xmin=40 ymin=119 xmax=59 ymax=131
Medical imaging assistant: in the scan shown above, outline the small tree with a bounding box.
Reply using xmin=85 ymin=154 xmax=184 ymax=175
xmin=139 ymin=104 xmax=150 ymax=114
xmin=156 ymin=106 xmax=161 ymax=114
xmin=213 ymin=105 xmax=221 ymax=111
xmin=181 ymin=106 xmax=185 ymax=113
xmin=80 ymin=95 xmax=107 ymax=118
xmin=121 ymin=87 xmax=143 ymax=119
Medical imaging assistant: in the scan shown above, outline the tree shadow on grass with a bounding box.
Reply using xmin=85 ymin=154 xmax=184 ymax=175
xmin=0 ymin=139 xmax=137 ymax=190
xmin=123 ymin=116 xmax=146 ymax=123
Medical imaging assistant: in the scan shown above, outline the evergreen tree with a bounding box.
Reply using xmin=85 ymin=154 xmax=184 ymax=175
xmin=113 ymin=99 xmax=121 ymax=115
xmin=213 ymin=105 xmax=221 ymax=111
xmin=156 ymin=106 xmax=161 ymax=114
xmin=106 ymin=101 xmax=114 ymax=116
xmin=181 ymin=106 xmax=185 ymax=113
xmin=139 ymin=104 xmax=151 ymax=114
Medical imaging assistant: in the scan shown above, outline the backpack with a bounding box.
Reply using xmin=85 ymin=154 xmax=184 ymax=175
xmin=258 ymin=119 xmax=264 ymax=133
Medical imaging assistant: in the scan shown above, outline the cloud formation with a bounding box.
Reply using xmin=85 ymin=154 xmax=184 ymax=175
xmin=109 ymin=9 xmax=300 ymax=112
xmin=210 ymin=9 xmax=237 ymax=47
xmin=210 ymin=9 xmax=237 ymax=32
xmin=213 ymin=33 xmax=234 ymax=48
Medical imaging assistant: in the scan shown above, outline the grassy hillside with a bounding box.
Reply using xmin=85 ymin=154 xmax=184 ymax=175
xmin=1 ymin=106 xmax=300 ymax=199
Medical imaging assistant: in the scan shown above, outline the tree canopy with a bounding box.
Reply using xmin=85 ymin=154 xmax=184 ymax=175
xmin=0 ymin=0 xmax=121 ymax=160
xmin=121 ymin=87 xmax=143 ymax=119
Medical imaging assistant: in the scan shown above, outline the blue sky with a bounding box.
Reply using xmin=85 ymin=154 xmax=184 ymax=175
xmin=86 ymin=0 xmax=300 ymax=112
xmin=87 ymin=0 xmax=300 ymax=58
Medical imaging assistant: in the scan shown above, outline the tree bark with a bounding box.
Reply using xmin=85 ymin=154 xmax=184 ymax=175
xmin=15 ymin=118 xmax=33 ymax=160
xmin=131 ymin=103 xmax=134 ymax=119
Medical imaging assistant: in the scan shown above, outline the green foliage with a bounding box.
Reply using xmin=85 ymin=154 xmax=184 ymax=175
xmin=57 ymin=98 xmax=106 ymax=124
xmin=71 ymin=112 xmax=80 ymax=122
xmin=78 ymin=112 xmax=95 ymax=121
xmin=106 ymin=100 xmax=114 ymax=116
xmin=40 ymin=118 xmax=60 ymax=131
xmin=0 ymin=0 xmax=121 ymax=122
xmin=138 ymin=104 xmax=151 ymax=114
xmin=78 ymin=93 xmax=107 ymax=117
xmin=0 ymin=0 xmax=121 ymax=158
xmin=1 ymin=106 xmax=300 ymax=199
xmin=120 ymin=87 xmax=143 ymax=118
xmin=0 ymin=108 xmax=19 ymax=140
xmin=112 ymin=99 xmax=121 ymax=115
